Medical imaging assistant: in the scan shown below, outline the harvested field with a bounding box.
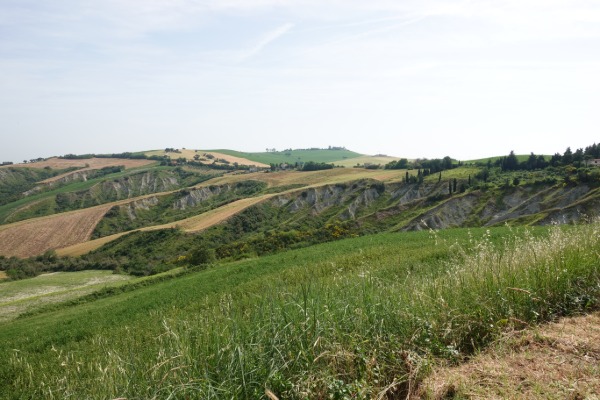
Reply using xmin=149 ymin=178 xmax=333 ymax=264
xmin=205 ymin=151 xmax=270 ymax=168
xmin=57 ymin=195 xmax=275 ymax=256
xmin=0 ymin=206 xmax=111 ymax=258
xmin=56 ymin=232 xmax=130 ymax=257
xmin=175 ymin=194 xmax=275 ymax=232
xmin=145 ymin=149 xmax=270 ymax=168
xmin=417 ymin=312 xmax=600 ymax=399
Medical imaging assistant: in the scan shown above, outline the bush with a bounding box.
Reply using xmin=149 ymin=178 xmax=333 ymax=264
xmin=189 ymin=246 xmax=216 ymax=267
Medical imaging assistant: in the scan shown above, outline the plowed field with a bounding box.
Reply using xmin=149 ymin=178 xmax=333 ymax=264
xmin=0 ymin=206 xmax=111 ymax=258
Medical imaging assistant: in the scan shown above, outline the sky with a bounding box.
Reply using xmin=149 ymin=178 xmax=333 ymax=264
xmin=1 ymin=0 xmax=599 ymax=163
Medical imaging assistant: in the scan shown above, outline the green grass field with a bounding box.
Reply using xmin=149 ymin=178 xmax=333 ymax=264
xmin=0 ymin=270 xmax=134 ymax=322
xmin=208 ymin=148 xmax=364 ymax=165
xmin=2 ymin=222 xmax=599 ymax=399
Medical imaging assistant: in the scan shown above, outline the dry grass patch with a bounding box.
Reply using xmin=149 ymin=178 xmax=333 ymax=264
xmin=0 ymin=271 xmax=7 ymax=280
xmin=417 ymin=312 xmax=600 ymax=399
xmin=0 ymin=206 xmax=111 ymax=258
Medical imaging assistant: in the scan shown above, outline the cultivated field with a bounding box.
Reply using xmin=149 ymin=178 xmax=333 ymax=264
xmin=145 ymin=149 xmax=270 ymax=168
xmin=0 ymin=205 xmax=111 ymax=257
xmin=0 ymin=270 xmax=133 ymax=322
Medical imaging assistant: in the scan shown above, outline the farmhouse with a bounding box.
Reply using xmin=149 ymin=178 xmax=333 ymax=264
xmin=585 ymin=159 xmax=600 ymax=167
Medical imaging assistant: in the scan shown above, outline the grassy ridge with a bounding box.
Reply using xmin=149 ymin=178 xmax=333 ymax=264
xmin=2 ymin=223 xmax=600 ymax=398
xmin=208 ymin=148 xmax=363 ymax=165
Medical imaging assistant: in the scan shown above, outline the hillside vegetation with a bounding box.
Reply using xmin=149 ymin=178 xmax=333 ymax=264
xmin=1 ymin=144 xmax=600 ymax=398
xmin=0 ymin=166 xmax=219 ymax=225
xmin=209 ymin=147 xmax=363 ymax=166
xmin=1 ymin=222 xmax=599 ymax=398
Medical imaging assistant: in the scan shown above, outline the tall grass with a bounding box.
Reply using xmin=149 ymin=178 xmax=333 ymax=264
xmin=4 ymin=222 xmax=600 ymax=399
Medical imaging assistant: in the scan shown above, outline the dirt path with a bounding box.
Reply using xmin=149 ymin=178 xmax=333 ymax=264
xmin=416 ymin=312 xmax=600 ymax=399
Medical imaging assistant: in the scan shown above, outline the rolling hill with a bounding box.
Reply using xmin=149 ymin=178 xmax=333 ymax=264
xmin=1 ymin=144 xmax=599 ymax=398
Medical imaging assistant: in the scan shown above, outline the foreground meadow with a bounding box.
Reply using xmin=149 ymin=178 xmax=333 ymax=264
xmin=1 ymin=222 xmax=599 ymax=399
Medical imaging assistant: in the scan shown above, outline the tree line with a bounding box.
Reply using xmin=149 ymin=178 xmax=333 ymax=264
xmin=495 ymin=143 xmax=599 ymax=171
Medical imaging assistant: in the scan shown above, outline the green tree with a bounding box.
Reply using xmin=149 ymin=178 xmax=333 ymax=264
xmin=189 ymin=246 xmax=216 ymax=267
xmin=503 ymin=151 xmax=519 ymax=171
xmin=563 ymin=147 xmax=573 ymax=165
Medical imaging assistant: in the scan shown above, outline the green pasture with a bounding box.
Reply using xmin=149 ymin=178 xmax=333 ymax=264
xmin=208 ymin=148 xmax=363 ymax=165
xmin=0 ymin=270 xmax=133 ymax=322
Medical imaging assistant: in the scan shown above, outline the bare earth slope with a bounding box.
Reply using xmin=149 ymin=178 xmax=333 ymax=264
xmin=417 ymin=312 xmax=600 ymax=399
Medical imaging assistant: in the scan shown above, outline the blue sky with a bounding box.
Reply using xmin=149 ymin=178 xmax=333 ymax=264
xmin=1 ymin=0 xmax=599 ymax=163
